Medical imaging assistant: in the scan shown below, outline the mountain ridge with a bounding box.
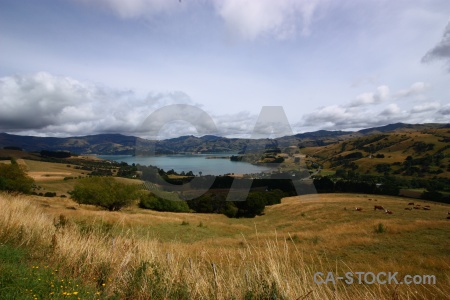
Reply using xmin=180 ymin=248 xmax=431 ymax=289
xmin=0 ymin=123 xmax=448 ymax=155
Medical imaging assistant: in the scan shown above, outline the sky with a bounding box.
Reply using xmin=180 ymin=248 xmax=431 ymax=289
xmin=1 ymin=0 xmax=450 ymax=139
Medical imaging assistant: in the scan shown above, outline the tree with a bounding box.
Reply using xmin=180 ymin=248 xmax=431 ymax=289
xmin=375 ymin=163 xmax=391 ymax=173
xmin=421 ymin=190 xmax=443 ymax=202
xmin=139 ymin=193 xmax=190 ymax=213
xmin=313 ymin=177 xmax=335 ymax=193
xmin=0 ymin=160 xmax=34 ymax=193
xmin=70 ymin=177 xmax=140 ymax=211
xmin=335 ymin=168 xmax=347 ymax=178
xmin=233 ymin=193 xmax=266 ymax=218
xmin=40 ymin=150 xmax=71 ymax=158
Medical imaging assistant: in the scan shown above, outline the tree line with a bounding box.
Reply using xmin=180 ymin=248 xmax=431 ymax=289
xmin=313 ymin=175 xmax=450 ymax=204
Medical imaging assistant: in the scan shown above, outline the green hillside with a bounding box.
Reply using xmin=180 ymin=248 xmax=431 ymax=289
xmin=302 ymin=127 xmax=450 ymax=179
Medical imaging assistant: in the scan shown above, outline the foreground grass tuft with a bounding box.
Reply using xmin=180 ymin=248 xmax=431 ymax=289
xmin=0 ymin=244 xmax=99 ymax=299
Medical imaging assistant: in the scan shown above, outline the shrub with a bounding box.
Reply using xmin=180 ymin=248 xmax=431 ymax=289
xmin=374 ymin=223 xmax=387 ymax=234
xmin=70 ymin=177 xmax=140 ymax=211
xmin=3 ymin=146 xmax=22 ymax=151
xmin=40 ymin=150 xmax=71 ymax=158
xmin=375 ymin=163 xmax=391 ymax=173
xmin=139 ymin=193 xmax=190 ymax=213
xmin=233 ymin=193 xmax=266 ymax=218
xmin=0 ymin=160 xmax=34 ymax=193
xmin=223 ymin=202 xmax=238 ymax=218
xmin=344 ymin=152 xmax=363 ymax=159
xmin=421 ymin=190 xmax=443 ymax=202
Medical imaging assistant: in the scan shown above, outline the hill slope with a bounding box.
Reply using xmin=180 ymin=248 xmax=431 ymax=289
xmin=302 ymin=126 xmax=450 ymax=178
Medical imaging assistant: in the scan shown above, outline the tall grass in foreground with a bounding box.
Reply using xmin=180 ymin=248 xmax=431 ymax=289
xmin=0 ymin=193 xmax=448 ymax=299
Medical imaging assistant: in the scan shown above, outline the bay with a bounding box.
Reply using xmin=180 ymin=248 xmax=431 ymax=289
xmin=97 ymin=154 xmax=271 ymax=176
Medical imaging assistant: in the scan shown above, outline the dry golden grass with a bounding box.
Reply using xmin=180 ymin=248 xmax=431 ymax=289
xmin=28 ymin=171 xmax=73 ymax=181
xmin=23 ymin=159 xmax=89 ymax=195
xmin=22 ymin=159 xmax=142 ymax=195
xmin=74 ymin=155 xmax=104 ymax=161
xmin=1 ymin=192 xmax=449 ymax=299
xmin=24 ymin=159 xmax=85 ymax=175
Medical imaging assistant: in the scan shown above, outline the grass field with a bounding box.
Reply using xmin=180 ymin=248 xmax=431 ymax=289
xmin=24 ymin=159 xmax=87 ymax=178
xmin=1 ymin=191 xmax=449 ymax=299
xmin=17 ymin=159 xmax=134 ymax=196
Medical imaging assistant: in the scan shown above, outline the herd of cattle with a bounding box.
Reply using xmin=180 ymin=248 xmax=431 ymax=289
xmin=349 ymin=198 xmax=450 ymax=219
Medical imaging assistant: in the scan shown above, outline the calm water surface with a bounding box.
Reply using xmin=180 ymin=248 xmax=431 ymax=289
xmin=97 ymin=154 xmax=271 ymax=176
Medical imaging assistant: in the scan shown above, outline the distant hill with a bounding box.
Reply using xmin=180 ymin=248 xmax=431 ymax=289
xmin=294 ymin=129 xmax=354 ymax=139
xmin=301 ymin=125 xmax=450 ymax=179
xmin=358 ymin=122 xmax=444 ymax=135
xmin=0 ymin=148 xmax=42 ymax=160
xmin=0 ymin=133 xmax=136 ymax=155
xmin=0 ymin=123 xmax=448 ymax=155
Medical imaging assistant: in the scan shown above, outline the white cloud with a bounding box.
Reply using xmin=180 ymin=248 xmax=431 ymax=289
xmin=394 ymin=82 xmax=430 ymax=99
xmin=299 ymin=102 xmax=410 ymax=131
xmin=74 ymin=0 xmax=325 ymax=41
xmin=345 ymin=81 xmax=430 ymax=109
xmin=213 ymin=111 xmax=257 ymax=137
xmin=411 ymin=102 xmax=440 ymax=113
xmin=301 ymin=105 xmax=366 ymax=128
xmin=0 ymin=72 xmax=199 ymax=137
xmin=0 ymin=72 xmax=265 ymax=139
xmin=1 ymin=73 xmax=447 ymax=138
xmin=349 ymin=85 xmax=390 ymax=107
xmin=0 ymin=72 xmax=93 ymax=129
xmin=214 ymin=0 xmax=323 ymax=40
xmin=297 ymin=81 xmax=443 ymax=131
xmin=380 ymin=103 xmax=401 ymax=116
xmin=74 ymin=0 xmax=182 ymax=18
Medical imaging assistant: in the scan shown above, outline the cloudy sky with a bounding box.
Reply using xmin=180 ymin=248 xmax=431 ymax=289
xmin=1 ymin=0 xmax=449 ymax=139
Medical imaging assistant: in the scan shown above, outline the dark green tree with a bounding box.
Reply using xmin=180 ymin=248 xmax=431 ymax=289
xmin=313 ymin=177 xmax=335 ymax=193
xmin=70 ymin=177 xmax=140 ymax=211
xmin=233 ymin=193 xmax=266 ymax=217
xmin=0 ymin=160 xmax=34 ymax=193
xmin=139 ymin=193 xmax=190 ymax=213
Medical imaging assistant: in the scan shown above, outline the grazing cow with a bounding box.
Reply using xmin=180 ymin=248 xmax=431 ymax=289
xmin=368 ymin=198 xmax=372 ymax=201
xmin=447 ymin=216 xmax=450 ymax=220
xmin=404 ymin=207 xmax=412 ymax=210
xmin=355 ymin=207 xmax=363 ymax=211
xmin=448 ymin=212 xmax=450 ymax=215
xmin=385 ymin=209 xmax=393 ymax=214
xmin=374 ymin=205 xmax=384 ymax=211
xmin=413 ymin=206 xmax=421 ymax=210
xmin=423 ymin=207 xmax=431 ymax=211
xmin=424 ymin=205 xmax=430 ymax=208
xmin=408 ymin=202 xmax=414 ymax=205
